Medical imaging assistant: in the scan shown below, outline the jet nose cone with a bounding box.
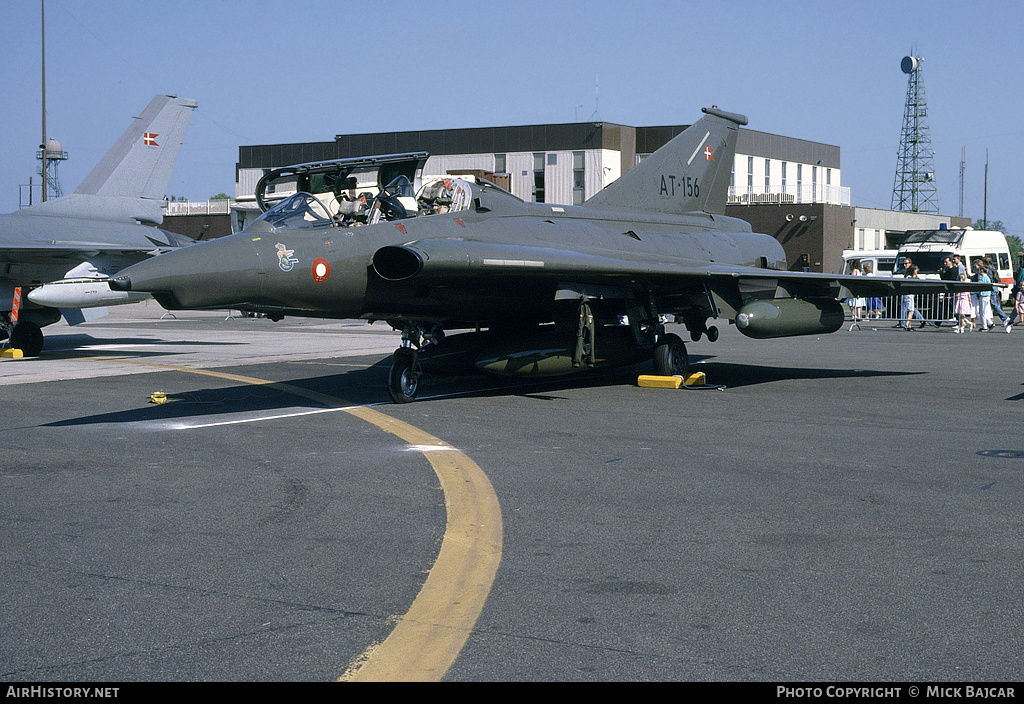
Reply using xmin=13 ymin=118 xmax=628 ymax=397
xmin=111 ymin=235 xmax=263 ymax=309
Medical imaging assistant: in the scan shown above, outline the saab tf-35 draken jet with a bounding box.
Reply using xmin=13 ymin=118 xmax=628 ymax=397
xmin=109 ymin=107 xmax=983 ymax=402
xmin=1 ymin=94 xmax=196 ymax=355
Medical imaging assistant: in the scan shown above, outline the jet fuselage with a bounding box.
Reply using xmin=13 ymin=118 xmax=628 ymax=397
xmin=126 ymin=190 xmax=786 ymax=331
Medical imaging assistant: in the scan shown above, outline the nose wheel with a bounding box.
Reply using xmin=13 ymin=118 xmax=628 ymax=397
xmin=388 ymin=349 xmax=421 ymax=403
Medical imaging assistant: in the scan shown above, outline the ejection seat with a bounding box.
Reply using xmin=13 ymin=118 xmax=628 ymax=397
xmin=368 ymin=176 xmax=419 ymax=224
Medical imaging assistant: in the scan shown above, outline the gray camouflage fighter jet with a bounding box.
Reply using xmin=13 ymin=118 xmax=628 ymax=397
xmin=1 ymin=94 xmax=196 ymax=355
xmin=110 ymin=107 xmax=982 ymax=402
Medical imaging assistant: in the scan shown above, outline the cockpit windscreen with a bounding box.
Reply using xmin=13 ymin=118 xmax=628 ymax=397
xmin=256 ymin=193 xmax=335 ymax=230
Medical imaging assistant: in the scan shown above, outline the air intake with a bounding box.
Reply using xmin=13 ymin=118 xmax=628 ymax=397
xmin=372 ymin=246 xmax=423 ymax=281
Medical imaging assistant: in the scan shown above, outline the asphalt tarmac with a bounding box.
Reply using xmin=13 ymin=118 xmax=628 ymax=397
xmin=2 ymin=303 xmax=1022 ymax=682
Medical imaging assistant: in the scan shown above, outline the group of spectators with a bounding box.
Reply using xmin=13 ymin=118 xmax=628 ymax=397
xmin=846 ymin=254 xmax=1024 ymax=333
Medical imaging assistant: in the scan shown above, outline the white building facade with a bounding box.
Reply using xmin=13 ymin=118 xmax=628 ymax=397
xmin=235 ymin=121 xmax=847 ymax=210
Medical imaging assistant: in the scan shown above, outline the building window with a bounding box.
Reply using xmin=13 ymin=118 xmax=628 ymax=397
xmin=796 ymin=163 xmax=803 ymax=203
xmin=533 ymin=153 xmax=546 ymax=203
xmin=812 ymin=165 xmax=817 ymax=203
xmin=747 ymin=156 xmax=754 ymax=194
xmin=781 ymin=162 xmax=787 ymax=198
xmin=765 ymin=159 xmax=771 ymax=195
xmin=494 ymin=153 xmax=506 ymax=173
xmin=573 ymin=151 xmax=585 ymax=205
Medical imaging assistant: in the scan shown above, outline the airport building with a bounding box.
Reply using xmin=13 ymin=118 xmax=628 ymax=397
xmin=234 ymin=121 xmax=850 ymax=210
xmin=165 ymin=119 xmax=965 ymax=273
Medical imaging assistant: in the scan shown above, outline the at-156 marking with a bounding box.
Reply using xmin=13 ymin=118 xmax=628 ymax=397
xmin=659 ymin=174 xmax=699 ymax=198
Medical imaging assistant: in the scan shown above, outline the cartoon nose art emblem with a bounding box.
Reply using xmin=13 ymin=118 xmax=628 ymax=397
xmin=276 ymin=243 xmax=298 ymax=271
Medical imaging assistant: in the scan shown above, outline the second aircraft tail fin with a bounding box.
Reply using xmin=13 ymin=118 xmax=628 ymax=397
xmin=73 ymin=94 xmax=198 ymax=201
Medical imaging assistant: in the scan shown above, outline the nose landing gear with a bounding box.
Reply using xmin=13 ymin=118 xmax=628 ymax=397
xmin=388 ymin=348 xmax=421 ymax=403
xmin=387 ymin=322 xmax=443 ymax=403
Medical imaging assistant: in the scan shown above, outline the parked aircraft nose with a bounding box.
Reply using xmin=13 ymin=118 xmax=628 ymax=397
xmin=109 ymin=234 xmax=264 ymax=310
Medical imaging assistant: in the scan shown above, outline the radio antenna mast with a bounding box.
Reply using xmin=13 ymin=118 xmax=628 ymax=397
xmin=891 ymin=53 xmax=939 ymax=213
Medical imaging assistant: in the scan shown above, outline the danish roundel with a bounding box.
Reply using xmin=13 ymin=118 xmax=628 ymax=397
xmin=312 ymin=257 xmax=331 ymax=283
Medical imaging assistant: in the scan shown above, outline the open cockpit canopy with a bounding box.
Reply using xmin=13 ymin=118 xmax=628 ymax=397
xmin=253 ymin=152 xmax=514 ymax=229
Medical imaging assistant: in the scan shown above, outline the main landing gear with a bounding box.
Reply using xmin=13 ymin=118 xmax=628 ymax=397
xmin=3 ymin=285 xmax=46 ymax=357
xmin=3 ymin=285 xmax=47 ymax=357
xmin=7 ymin=321 xmax=44 ymax=357
xmin=383 ymin=312 xmax=708 ymax=403
xmin=653 ymin=332 xmax=689 ymax=377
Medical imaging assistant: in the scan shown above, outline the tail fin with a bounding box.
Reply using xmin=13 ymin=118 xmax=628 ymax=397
xmin=584 ymin=107 xmax=746 ymax=216
xmin=74 ymin=94 xmax=198 ymax=200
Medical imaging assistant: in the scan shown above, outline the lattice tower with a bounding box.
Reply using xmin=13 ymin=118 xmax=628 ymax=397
xmin=891 ymin=55 xmax=939 ymax=213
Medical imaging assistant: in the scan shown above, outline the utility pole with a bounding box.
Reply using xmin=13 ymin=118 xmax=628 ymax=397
xmin=982 ymin=149 xmax=988 ymax=229
xmin=41 ymin=0 xmax=47 ymax=202
xmin=959 ymin=146 xmax=965 ymax=218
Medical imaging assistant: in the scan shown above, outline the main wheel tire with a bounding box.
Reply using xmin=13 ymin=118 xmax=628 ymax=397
xmin=388 ymin=352 xmax=420 ymax=403
xmin=652 ymin=333 xmax=688 ymax=377
xmin=10 ymin=321 xmax=44 ymax=357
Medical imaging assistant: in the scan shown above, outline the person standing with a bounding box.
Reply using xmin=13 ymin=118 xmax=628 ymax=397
xmin=901 ymin=264 xmax=920 ymax=331
xmin=954 ymin=273 xmax=974 ymax=333
xmin=939 ymin=256 xmax=959 ymax=324
xmin=1012 ymin=284 xmax=1024 ymax=333
xmin=847 ymin=266 xmax=866 ymax=322
xmin=895 ymin=257 xmax=928 ymax=328
xmin=1007 ymin=265 xmax=1024 ymax=331
xmin=984 ymin=256 xmax=1009 ymax=326
xmin=973 ymin=260 xmax=993 ymax=331
xmin=952 ymin=254 xmax=967 ymax=280
xmin=862 ymin=261 xmax=884 ymax=319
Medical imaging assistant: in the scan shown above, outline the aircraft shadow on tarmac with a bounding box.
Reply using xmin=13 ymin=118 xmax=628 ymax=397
xmin=44 ymin=358 xmax=396 ymax=428
xmin=689 ymin=361 xmax=923 ymax=389
xmin=43 ymin=355 xmax=923 ymax=428
xmin=37 ymin=333 xmax=245 ymax=359
xmin=410 ymin=354 xmax=923 ymax=400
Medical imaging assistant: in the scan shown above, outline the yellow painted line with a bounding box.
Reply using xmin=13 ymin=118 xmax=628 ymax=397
xmin=340 ymin=407 xmax=502 ymax=682
xmin=95 ymin=358 xmax=503 ymax=682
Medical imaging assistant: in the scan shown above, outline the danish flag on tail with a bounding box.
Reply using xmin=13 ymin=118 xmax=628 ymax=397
xmin=144 ymin=132 xmax=159 ymax=146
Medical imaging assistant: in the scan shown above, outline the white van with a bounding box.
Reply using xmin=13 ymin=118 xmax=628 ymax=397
xmin=841 ymin=249 xmax=898 ymax=277
xmin=894 ymin=228 xmax=1013 ymax=302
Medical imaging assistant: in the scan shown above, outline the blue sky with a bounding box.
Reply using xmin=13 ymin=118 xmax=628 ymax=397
xmin=3 ymin=0 xmax=1021 ymax=237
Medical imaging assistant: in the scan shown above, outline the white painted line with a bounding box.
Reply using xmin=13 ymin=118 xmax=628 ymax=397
xmin=167 ymin=405 xmax=362 ymax=430
xmin=687 ymin=131 xmax=711 ymax=165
